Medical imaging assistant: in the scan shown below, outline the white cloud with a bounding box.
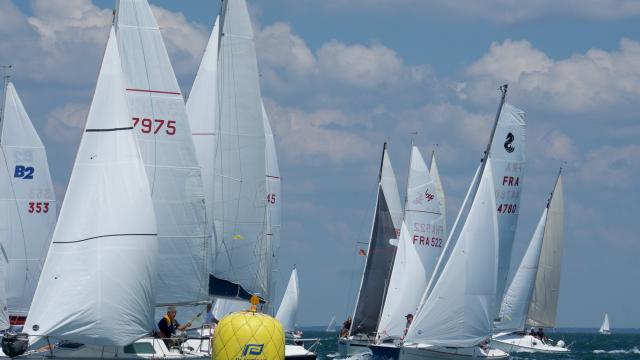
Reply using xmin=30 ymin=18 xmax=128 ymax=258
xmin=464 ymin=38 xmax=640 ymax=113
xmin=265 ymin=101 xmax=371 ymax=163
xmin=44 ymin=103 xmax=88 ymax=143
xmin=256 ymin=22 xmax=316 ymax=75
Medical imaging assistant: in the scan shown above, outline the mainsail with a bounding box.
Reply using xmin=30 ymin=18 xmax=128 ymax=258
xmin=377 ymin=146 xmax=445 ymax=339
xmin=0 ymin=81 xmax=57 ymax=324
xmin=116 ymin=0 xmax=209 ymax=306
xmin=526 ymin=173 xmax=564 ymax=328
xmin=210 ymin=0 xmax=269 ymax=299
xmin=405 ymin=160 xmax=498 ymax=347
xmin=275 ymin=268 xmax=299 ymax=333
xmin=24 ymin=28 xmax=157 ymax=346
xmin=349 ymin=143 xmax=402 ymax=337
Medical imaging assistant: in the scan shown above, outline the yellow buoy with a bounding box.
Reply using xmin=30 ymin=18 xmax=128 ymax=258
xmin=213 ymin=310 xmax=285 ymax=360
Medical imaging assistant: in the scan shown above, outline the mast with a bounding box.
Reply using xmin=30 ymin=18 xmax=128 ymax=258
xmin=547 ymin=167 xmax=563 ymax=209
xmin=0 ymin=65 xmax=12 ymax=130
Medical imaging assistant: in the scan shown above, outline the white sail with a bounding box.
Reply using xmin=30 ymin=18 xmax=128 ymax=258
xmin=263 ymin=101 xmax=280 ymax=311
xmin=0 ymin=81 xmax=57 ymax=322
xmin=494 ymin=208 xmax=547 ymax=333
xmin=489 ymin=103 xmax=526 ymax=316
xmin=24 ymin=28 xmax=157 ymax=346
xmin=116 ymin=0 xmax=209 ymax=306
xmin=276 ymin=268 xmax=299 ymax=333
xmin=212 ymin=0 xmax=268 ymax=298
xmin=405 ymin=159 xmax=498 ymax=347
xmin=429 ymin=151 xmax=446 ymax=233
xmin=526 ymin=174 xmax=564 ymax=328
xmin=377 ymin=146 xmax=445 ymax=339
xmin=187 ymin=16 xmax=220 ymax=274
xmin=212 ymin=298 xmax=249 ymax=320
xmin=599 ymin=313 xmax=610 ymax=334
xmin=381 ymin=148 xmax=403 ymax=234
xmin=0 ymin=253 xmax=7 ymax=330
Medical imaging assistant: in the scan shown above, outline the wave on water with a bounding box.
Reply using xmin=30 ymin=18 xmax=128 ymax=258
xmin=593 ymin=346 xmax=640 ymax=354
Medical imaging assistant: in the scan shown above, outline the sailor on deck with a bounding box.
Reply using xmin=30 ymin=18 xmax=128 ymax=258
xmin=157 ymin=306 xmax=192 ymax=347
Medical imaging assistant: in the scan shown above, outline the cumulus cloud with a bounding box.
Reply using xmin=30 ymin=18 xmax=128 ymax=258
xmin=265 ymin=101 xmax=371 ymax=163
xmin=255 ymin=22 xmax=429 ymax=93
xmin=464 ymin=38 xmax=640 ymax=113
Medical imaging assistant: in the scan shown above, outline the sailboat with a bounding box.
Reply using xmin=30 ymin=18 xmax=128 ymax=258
xmin=491 ymin=170 xmax=569 ymax=353
xmin=0 ymin=78 xmax=57 ymax=330
xmin=599 ymin=313 xmax=610 ymax=335
xmin=0 ymin=26 xmax=187 ymax=359
xmin=326 ymin=316 xmax=337 ymax=333
xmin=370 ymin=85 xmax=524 ymax=360
xmin=275 ymin=268 xmax=317 ymax=360
xmin=338 ymin=143 xmax=403 ymax=357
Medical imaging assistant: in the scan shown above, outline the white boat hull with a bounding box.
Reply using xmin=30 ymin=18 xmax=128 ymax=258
xmin=370 ymin=343 xmax=508 ymax=360
xmin=491 ymin=333 xmax=569 ymax=354
xmin=338 ymin=336 xmax=373 ymax=357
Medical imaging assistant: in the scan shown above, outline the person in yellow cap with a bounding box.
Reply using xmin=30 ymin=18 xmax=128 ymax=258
xmin=157 ymin=306 xmax=192 ymax=347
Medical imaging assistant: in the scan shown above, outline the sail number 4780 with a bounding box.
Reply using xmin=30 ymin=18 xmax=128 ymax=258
xmin=132 ymin=117 xmax=176 ymax=135
xmin=497 ymin=203 xmax=517 ymax=214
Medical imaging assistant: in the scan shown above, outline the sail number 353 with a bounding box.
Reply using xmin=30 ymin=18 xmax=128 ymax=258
xmin=132 ymin=117 xmax=176 ymax=135
xmin=28 ymin=202 xmax=50 ymax=213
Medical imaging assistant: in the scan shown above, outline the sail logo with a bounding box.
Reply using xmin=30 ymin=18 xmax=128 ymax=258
xmin=14 ymin=165 xmax=34 ymax=180
xmin=241 ymin=344 xmax=264 ymax=357
xmin=425 ymin=189 xmax=434 ymax=202
xmin=504 ymin=132 xmax=515 ymax=153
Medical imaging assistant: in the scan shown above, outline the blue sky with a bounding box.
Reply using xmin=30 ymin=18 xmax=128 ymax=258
xmin=1 ymin=0 xmax=638 ymax=328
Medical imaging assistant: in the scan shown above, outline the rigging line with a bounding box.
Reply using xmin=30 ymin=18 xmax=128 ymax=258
xmin=53 ymin=233 xmax=157 ymax=244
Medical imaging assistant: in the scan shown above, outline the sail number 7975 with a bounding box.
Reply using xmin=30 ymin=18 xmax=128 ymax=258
xmin=132 ymin=117 xmax=176 ymax=135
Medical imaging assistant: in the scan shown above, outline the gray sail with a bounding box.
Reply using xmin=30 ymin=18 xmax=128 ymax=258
xmin=526 ymin=174 xmax=564 ymax=328
xmin=350 ymin=188 xmax=398 ymax=336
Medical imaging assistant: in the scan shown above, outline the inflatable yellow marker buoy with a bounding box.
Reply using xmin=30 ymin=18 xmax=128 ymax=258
xmin=213 ymin=295 xmax=285 ymax=360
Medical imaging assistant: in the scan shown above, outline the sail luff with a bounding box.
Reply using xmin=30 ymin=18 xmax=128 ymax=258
xmin=263 ymin=100 xmax=280 ymax=313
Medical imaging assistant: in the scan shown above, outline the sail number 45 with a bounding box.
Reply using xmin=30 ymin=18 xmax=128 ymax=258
xmin=132 ymin=117 xmax=176 ymax=135
xmin=28 ymin=202 xmax=50 ymax=214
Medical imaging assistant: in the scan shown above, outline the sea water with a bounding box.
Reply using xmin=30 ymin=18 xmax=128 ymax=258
xmin=301 ymin=330 xmax=640 ymax=360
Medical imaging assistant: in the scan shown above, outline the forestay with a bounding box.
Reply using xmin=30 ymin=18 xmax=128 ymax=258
xmin=350 ymin=144 xmax=401 ymax=337
xmin=116 ymin=0 xmax=209 ymax=306
xmin=0 ymin=82 xmax=56 ymax=320
xmin=377 ymin=146 xmax=445 ymax=339
xmin=276 ymin=268 xmax=299 ymax=333
xmin=526 ymin=174 xmax=564 ymax=328
xmin=405 ymin=160 xmax=498 ymax=347
xmin=24 ymin=28 xmax=157 ymax=346
xmin=494 ymin=208 xmax=547 ymax=333
xmin=212 ymin=0 xmax=268 ymax=298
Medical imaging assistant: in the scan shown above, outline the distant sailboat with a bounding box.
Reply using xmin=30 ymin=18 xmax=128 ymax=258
xmin=326 ymin=316 xmax=337 ymax=332
xmin=338 ymin=143 xmax=402 ymax=357
xmin=276 ymin=268 xmax=317 ymax=360
xmin=599 ymin=313 xmax=610 ymax=335
xmin=492 ymin=170 xmax=569 ymax=353
xmin=0 ymin=78 xmax=57 ymax=330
